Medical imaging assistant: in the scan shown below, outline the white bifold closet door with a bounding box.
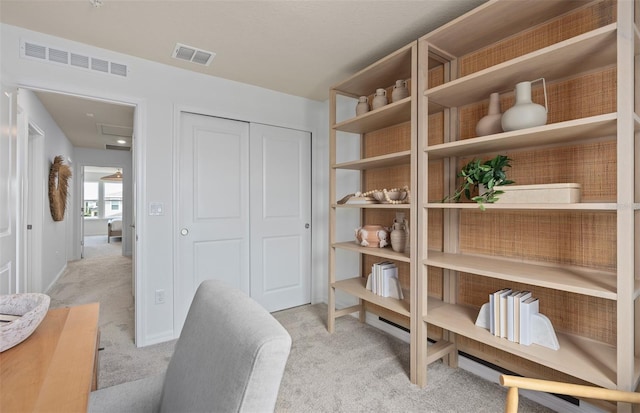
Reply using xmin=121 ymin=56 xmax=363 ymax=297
xmin=177 ymin=113 xmax=310 ymax=332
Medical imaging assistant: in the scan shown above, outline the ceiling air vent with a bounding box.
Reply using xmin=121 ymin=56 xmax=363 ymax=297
xmin=105 ymin=144 xmax=131 ymax=151
xmin=98 ymin=123 xmax=133 ymax=138
xmin=172 ymin=43 xmax=215 ymax=66
xmin=20 ymin=40 xmax=128 ymax=78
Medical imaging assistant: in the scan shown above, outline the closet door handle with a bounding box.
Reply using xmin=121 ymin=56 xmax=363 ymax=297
xmin=180 ymin=228 xmax=189 ymax=236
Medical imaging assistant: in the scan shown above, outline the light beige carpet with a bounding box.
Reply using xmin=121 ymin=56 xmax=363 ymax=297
xmin=48 ymin=251 xmax=554 ymax=412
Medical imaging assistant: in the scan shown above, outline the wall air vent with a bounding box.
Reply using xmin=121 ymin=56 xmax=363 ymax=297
xmin=172 ymin=43 xmax=215 ymax=66
xmin=70 ymin=53 xmax=90 ymax=69
xmin=20 ymin=40 xmax=128 ymax=78
xmin=105 ymin=144 xmax=131 ymax=151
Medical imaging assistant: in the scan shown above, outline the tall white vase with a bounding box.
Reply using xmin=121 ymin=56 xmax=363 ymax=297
xmin=475 ymin=92 xmax=503 ymax=136
xmin=372 ymin=88 xmax=388 ymax=110
xmin=501 ymin=78 xmax=548 ymax=132
xmin=391 ymin=80 xmax=409 ymax=102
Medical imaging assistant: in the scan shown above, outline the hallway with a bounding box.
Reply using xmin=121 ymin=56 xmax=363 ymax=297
xmin=47 ymin=245 xmax=175 ymax=389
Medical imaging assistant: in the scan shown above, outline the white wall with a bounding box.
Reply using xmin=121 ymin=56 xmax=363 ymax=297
xmin=1 ymin=23 xmax=328 ymax=346
xmin=17 ymin=89 xmax=75 ymax=293
xmin=74 ymin=148 xmax=133 ymax=255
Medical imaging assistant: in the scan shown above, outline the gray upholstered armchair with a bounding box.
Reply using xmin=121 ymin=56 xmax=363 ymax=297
xmin=89 ymin=280 xmax=292 ymax=413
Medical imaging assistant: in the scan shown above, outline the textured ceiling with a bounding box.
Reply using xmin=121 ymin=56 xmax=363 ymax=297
xmin=3 ymin=0 xmax=486 ymax=149
xmin=1 ymin=0 xmax=486 ymax=101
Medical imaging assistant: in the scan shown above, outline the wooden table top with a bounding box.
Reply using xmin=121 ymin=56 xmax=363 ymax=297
xmin=0 ymin=303 xmax=100 ymax=413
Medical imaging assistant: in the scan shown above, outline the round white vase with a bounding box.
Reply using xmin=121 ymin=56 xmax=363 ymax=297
xmin=501 ymin=79 xmax=548 ymax=132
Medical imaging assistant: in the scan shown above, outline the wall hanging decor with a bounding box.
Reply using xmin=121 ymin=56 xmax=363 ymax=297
xmin=48 ymin=155 xmax=72 ymax=221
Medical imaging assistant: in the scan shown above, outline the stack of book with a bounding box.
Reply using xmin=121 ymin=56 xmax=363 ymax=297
xmin=489 ymin=289 xmax=539 ymax=346
xmin=365 ymin=261 xmax=403 ymax=299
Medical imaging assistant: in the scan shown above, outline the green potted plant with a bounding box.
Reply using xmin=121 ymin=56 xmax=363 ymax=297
xmin=442 ymin=154 xmax=514 ymax=210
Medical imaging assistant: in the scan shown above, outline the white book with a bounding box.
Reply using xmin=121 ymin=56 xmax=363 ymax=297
xmin=506 ymin=290 xmax=520 ymax=342
xmin=514 ymin=291 xmax=531 ymax=343
xmin=520 ymin=297 xmax=539 ymax=346
xmin=499 ymin=289 xmax=512 ymax=339
xmin=381 ymin=266 xmax=398 ymax=297
xmin=489 ymin=292 xmax=495 ymax=335
xmin=492 ymin=288 xmax=510 ymax=337
xmin=373 ymin=261 xmax=394 ymax=296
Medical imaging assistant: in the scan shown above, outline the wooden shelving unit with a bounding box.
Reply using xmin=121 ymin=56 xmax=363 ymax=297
xmin=327 ymin=42 xmax=419 ymax=383
xmin=416 ymin=1 xmax=639 ymax=410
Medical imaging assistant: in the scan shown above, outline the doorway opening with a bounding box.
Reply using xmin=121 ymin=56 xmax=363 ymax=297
xmin=82 ymin=165 xmax=124 ymax=259
xmin=18 ymin=87 xmax=139 ymax=347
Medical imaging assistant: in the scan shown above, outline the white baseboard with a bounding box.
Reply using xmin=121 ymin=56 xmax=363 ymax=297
xmin=44 ymin=263 xmax=67 ymax=293
xmin=139 ymin=330 xmax=175 ymax=347
xmin=353 ymin=310 xmax=605 ymax=413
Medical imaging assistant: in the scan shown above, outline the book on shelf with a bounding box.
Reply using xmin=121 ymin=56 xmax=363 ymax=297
xmin=513 ymin=291 xmax=531 ymax=343
xmin=490 ymin=288 xmax=511 ymax=337
xmin=506 ymin=291 xmax=520 ymax=342
xmin=520 ymin=297 xmax=540 ymax=346
xmin=365 ymin=261 xmax=402 ymax=300
xmin=499 ymin=289 xmax=511 ymax=339
xmin=477 ymin=290 xmax=557 ymax=350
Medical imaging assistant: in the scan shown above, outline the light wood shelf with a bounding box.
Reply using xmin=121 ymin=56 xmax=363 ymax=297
xmin=423 ymin=0 xmax=588 ymax=57
xmin=333 ymin=277 xmax=410 ymax=317
xmin=334 ymin=203 xmax=411 ymax=210
xmin=332 ymin=43 xmax=413 ymax=97
xmin=425 ymin=251 xmax=619 ymax=300
xmin=425 ymin=24 xmax=617 ymax=110
xmin=333 ymin=98 xmax=411 ymax=134
xmin=417 ymin=0 xmax=638 ymax=396
xmin=424 ymin=114 xmax=618 ymax=159
xmin=333 ymin=150 xmax=411 ymax=170
xmin=332 ymin=241 xmax=410 ymax=263
xmin=425 ymin=202 xmax=617 ymax=211
xmin=328 ymin=39 xmax=418 ymax=384
xmin=424 ymin=299 xmax=631 ymax=389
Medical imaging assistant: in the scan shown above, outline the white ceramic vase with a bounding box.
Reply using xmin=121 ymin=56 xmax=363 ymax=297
xmin=372 ymin=88 xmax=388 ymax=110
xmin=501 ymin=78 xmax=548 ymax=132
xmin=391 ymin=80 xmax=409 ymax=102
xmin=355 ymin=96 xmax=370 ymax=116
xmin=475 ymin=92 xmax=503 ymax=136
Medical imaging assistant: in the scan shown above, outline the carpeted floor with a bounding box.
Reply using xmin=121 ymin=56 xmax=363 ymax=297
xmin=48 ymin=242 xmax=554 ymax=412
xmin=83 ymin=235 xmax=122 ymax=259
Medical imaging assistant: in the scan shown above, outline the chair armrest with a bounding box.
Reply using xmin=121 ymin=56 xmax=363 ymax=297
xmin=89 ymin=374 xmax=164 ymax=413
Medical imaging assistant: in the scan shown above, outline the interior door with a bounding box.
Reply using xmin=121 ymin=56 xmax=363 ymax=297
xmin=177 ymin=113 xmax=250 ymax=331
xmin=0 ymin=85 xmax=17 ymax=294
xmin=249 ymin=123 xmax=311 ymax=312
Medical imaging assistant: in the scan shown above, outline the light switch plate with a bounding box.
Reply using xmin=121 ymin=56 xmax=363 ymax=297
xmin=149 ymin=202 xmax=164 ymax=216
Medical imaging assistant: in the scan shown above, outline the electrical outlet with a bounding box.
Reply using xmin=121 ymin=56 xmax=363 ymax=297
xmin=155 ymin=289 xmax=165 ymax=304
